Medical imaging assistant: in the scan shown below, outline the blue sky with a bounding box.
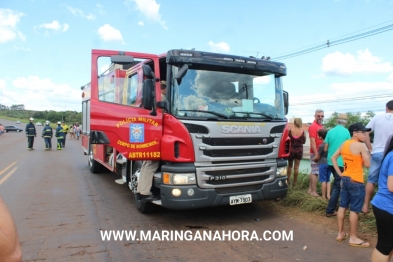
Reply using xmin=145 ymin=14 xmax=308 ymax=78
xmin=1 ymin=0 xmax=392 ymax=122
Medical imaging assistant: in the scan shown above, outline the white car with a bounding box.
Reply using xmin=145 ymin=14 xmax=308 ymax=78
xmin=16 ymin=120 xmax=21 ymax=124
xmin=36 ymin=122 xmax=42 ymax=126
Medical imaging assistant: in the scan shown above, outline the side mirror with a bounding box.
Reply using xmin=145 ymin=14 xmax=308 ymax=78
xmin=157 ymin=101 xmax=169 ymax=111
xmin=142 ymin=79 xmax=154 ymax=110
xmin=141 ymin=64 xmax=157 ymax=115
xmin=283 ymin=91 xmax=289 ymax=115
xmin=175 ymin=64 xmax=188 ymax=85
xmin=142 ymin=64 xmax=154 ymax=79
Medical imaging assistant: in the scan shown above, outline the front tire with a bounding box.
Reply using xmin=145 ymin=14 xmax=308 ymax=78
xmin=135 ymin=194 xmax=157 ymax=213
xmin=129 ymin=161 xmax=157 ymax=213
xmin=128 ymin=161 xmax=142 ymax=193
xmin=88 ymin=144 xmax=103 ymax=173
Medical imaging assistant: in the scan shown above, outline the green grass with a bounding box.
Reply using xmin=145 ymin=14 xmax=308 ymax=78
xmin=276 ymin=172 xmax=377 ymax=235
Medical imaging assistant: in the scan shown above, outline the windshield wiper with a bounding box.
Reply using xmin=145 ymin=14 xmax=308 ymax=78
xmin=177 ymin=109 xmax=228 ymax=119
xmin=229 ymin=112 xmax=273 ymax=120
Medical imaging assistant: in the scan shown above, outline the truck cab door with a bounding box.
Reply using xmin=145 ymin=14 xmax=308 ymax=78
xmin=90 ymin=49 xmax=163 ymax=161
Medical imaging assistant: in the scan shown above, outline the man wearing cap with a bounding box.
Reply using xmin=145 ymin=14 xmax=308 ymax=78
xmin=325 ymin=113 xmax=351 ymax=217
xmin=362 ymin=99 xmax=393 ymax=213
xmin=55 ymin=121 xmax=64 ymax=150
xmin=42 ymin=121 xmax=53 ymax=150
xmin=25 ymin=117 xmax=36 ymax=151
xmin=331 ymin=122 xmax=371 ymax=247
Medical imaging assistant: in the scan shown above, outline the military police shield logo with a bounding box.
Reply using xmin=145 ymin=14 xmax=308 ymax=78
xmin=130 ymin=124 xmax=144 ymax=142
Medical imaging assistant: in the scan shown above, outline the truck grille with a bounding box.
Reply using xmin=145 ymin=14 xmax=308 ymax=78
xmin=196 ymin=163 xmax=276 ymax=189
xmin=206 ymin=175 xmax=270 ymax=185
xmin=203 ymin=148 xmax=273 ymax=157
xmin=203 ymin=137 xmax=274 ymax=146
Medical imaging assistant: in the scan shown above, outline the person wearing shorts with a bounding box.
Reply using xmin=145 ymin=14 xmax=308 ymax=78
xmin=331 ymin=123 xmax=371 ymax=248
xmin=287 ymin=118 xmax=306 ymax=186
xmin=325 ymin=113 xmax=351 ymax=217
xmin=371 ymin=135 xmax=393 ymax=261
xmin=363 ymin=100 xmax=393 ymax=213
xmin=308 ymin=109 xmax=324 ymax=197
xmin=313 ymin=129 xmax=331 ymax=200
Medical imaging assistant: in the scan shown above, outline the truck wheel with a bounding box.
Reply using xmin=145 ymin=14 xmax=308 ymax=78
xmin=135 ymin=194 xmax=157 ymax=213
xmin=129 ymin=161 xmax=157 ymax=213
xmin=128 ymin=161 xmax=142 ymax=194
xmin=88 ymin=144 xmax=102 ymax=173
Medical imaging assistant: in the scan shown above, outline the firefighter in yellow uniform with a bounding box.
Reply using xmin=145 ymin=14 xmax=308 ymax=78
xmin=55 ymin=122 xmax=64 ymax=150
xmin=61 ymin=121 xmax=69 ymax=148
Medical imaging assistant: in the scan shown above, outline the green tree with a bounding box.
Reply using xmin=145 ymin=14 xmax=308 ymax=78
xmin=324 ymin=111 xmax=374 ymax=129
xmin=324 ymin=111 xmax=375 ymax=142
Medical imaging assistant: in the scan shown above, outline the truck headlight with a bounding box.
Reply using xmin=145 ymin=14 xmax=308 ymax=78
xmin=163 ymin=173 xmax=196 ymax=185
xmin=276 ymin=167 xmax=287 ymax=177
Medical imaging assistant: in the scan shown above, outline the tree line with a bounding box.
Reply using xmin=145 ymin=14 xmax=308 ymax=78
xmin=0 ymin=104 xmax=81 ymax=124
xmin=323 ymin=111 xmax=375 ymax=141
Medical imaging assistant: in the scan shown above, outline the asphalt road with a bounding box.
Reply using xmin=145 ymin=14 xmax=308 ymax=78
xmin=0 ymin=118 xmax=374 ymax=262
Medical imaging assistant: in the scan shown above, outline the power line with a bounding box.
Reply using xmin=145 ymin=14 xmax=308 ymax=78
xmin=290 ymin=92 xmax=392 ymax=106
xmin=272 ymin=20 xmax=393 ymax=57
xmin=273 ymin=23 xmax=393 ymax=61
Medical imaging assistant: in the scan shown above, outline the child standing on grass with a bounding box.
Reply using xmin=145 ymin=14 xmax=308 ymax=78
xmin=313 ymin=129 xmax=331 ymax=200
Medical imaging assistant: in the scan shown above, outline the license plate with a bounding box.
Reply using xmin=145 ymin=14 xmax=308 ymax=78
xmin=229 ymin=194 xmax=252 ymax=205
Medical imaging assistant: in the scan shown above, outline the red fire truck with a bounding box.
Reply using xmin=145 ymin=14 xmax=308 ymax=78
xmin=81 ymin=49 xmax=290 ymax=213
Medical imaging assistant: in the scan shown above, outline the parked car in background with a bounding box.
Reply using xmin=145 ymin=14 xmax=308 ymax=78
xmin=36 ymin=122 xmax=42 ymax=126
xmin=16 ymin=120 xmax=21 ymax=124
xmin=4 ymin=126 xmax=23 ymax=132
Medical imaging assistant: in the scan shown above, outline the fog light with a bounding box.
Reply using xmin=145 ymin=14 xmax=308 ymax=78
xmin=187 ymin=188 xmax=194 ymax=196
xmin=172 ymin=188 xmax=181 ymax=197
xmin=278 ymin=180 xmax=283 ymax=187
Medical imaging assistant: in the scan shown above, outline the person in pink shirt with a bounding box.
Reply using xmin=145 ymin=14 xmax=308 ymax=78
xmin=308 ymin=109 xmax=324 ymax=197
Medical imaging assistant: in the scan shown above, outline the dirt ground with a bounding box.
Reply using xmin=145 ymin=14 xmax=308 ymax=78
xmin=259 ymin=200 xmax=378 ymax=248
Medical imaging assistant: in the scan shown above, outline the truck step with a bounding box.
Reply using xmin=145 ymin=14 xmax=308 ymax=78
xmin=151 ymin=199 xmax=162 ymax=205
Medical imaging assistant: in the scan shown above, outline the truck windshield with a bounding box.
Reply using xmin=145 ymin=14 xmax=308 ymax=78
xmin=170 ymin=66 xmax=285 ymax=120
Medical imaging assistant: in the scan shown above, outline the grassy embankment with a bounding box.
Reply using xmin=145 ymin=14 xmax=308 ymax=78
xmin=266 ymin=171 xmax=377 ymax=235
xmin=0 ymin=115 xmax=57 ymax=129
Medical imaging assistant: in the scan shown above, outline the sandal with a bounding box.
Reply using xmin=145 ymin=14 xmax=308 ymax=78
xmin=335 ymin=233 xmax=349 ymax=242
xmin=349 ymin=241 xmax=370 ymax=248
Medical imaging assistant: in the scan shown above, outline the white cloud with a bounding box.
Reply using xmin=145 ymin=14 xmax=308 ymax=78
xmin=67 ymin=6 xmax=96 ymax=20
xmin=62 ymin=24 xmax=69 ymax=32
xmin=208 ymin=41 xmax=230 ymax=53
xmin=96 ymin=4 xmax=106 ymax=15
xmin=288 ymin=81 xmax=392 ymax=122
xmin=37 ymin=20 xmax=69 ymax=32
xmin=322 ymin=49 xmax=393 ymax=77
xmin=388 ymin=73 xmax=393 ymax=82
xmin=131 ymin=0 xmax=167 ymax=29
xmin=0 ymin=76 xmax=81 ymax=111
xmin=98 ymin=24 xmax=124 ymax=42
xmin=0 ymin=8 xmax=25 ymax=43
xmin=100 ymin=65 xmax=110 ymax=75
xmin=13 ymin=45 xmax=30 ymax=52
xmin=138 ymin=21 xmax=144 ymax=26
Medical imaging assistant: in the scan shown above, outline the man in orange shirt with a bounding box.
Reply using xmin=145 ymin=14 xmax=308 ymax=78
xmin=331 ymin=122 xmax=371 ymax=248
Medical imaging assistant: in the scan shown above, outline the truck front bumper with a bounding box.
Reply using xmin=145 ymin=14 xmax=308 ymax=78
xmin=159 ymin=177 xmax=287 ymax=210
